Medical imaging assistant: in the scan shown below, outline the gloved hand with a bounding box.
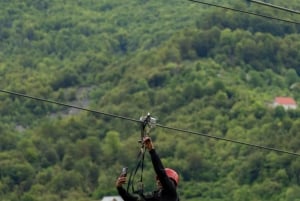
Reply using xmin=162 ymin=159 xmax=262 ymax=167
xmin=143 ymin=136 xmax=154 ymax=151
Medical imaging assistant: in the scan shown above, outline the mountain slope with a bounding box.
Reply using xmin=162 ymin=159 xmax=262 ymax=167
xmin=0 ymin=0 xmax=300 ymax=201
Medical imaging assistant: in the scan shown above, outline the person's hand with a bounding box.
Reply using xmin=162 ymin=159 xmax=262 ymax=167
xmin=116 ymin=176 xmax=126 ymax=187
xmin=143 ymin=136 xmax=154 ymax=151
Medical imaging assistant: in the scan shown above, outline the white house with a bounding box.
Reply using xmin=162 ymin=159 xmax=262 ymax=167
xmin=273 ymin=97 xmax=297 ymax=110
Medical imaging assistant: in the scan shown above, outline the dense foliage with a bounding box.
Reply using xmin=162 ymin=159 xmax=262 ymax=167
xmin=0 ymin=0 xmax=300 ymax=200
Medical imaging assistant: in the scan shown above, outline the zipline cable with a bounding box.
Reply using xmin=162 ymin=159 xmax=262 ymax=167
xmin=0 ymin=89 xmax=139 ymax=123
xmin=1 ymin=88 xmax=300 ymax=157
xmin=248 ymin=0 xmax=300 ymax=15
xmin=187 ymin=0 xmax=300 ymax=25
xmin=156 ymin=123 xmax=300 ymax=157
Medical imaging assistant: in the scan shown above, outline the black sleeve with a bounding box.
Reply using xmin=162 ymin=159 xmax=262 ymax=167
xmin=149 ymin=149 xmax=177 ymax=195
xmin=117 ymin=186 xmax=140 ymax=201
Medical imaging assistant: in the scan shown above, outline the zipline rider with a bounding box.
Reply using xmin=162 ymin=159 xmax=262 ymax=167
xmin=116 ymin=136 xmax=179 ymax=201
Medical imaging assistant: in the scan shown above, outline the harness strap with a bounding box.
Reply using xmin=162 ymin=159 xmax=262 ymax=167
xmin=127 ymin=146 xmax=146 ymax=194
xmin=127 ymin=113 xmax=155 ymax=195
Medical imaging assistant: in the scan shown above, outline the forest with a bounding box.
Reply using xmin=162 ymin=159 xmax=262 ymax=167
xmin=1 ymin=0 xmax=300 ymax=200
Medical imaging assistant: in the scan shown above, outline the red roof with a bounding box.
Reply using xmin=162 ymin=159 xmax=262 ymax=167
xmin=274 ymin=97 xmax=296 ymax=105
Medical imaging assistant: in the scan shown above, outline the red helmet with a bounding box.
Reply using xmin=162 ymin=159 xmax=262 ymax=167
xmin=165 ymin=168 xmax=179 ymax=186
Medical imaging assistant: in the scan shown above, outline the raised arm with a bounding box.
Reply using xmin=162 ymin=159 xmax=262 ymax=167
xmin=116 ymin=175 xmax=139 ymax=201
xmin=143 ymin=136 xmax=177 ymax=194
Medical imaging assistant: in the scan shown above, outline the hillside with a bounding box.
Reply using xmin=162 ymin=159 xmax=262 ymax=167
xmin=1 ymin=0 xmax=300 ymax=201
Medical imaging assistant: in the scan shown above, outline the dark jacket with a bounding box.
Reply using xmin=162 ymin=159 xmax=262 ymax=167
xmin=117 ymin=149 xmax=179 ymax=201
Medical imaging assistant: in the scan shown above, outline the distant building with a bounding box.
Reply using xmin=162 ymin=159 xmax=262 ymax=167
xmin=273 ymin=97 xmax=297 ymax=110
xmin=101 ymin=196 xmax=123 ymax=201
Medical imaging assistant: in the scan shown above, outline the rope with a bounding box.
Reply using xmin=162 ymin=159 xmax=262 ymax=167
xmin=187 ymin=0 xmax=300 ymax=25
xmin=248 ymin=0 xmax=300 ymax=15
xmin=1 ymin=88 xmax=300 ymax=157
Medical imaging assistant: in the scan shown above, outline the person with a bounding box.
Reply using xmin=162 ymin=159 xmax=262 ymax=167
xmin=116 ymin=136 xmax=179 ymax=201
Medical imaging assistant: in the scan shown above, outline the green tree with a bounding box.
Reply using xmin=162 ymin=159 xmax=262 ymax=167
xmin=285 ymin=68 xmax=299 ymax=87
xmin=50 ymin=170 xmax=83 ymax=193
xmin=101 ymin=130 xmax=121 ymax=164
